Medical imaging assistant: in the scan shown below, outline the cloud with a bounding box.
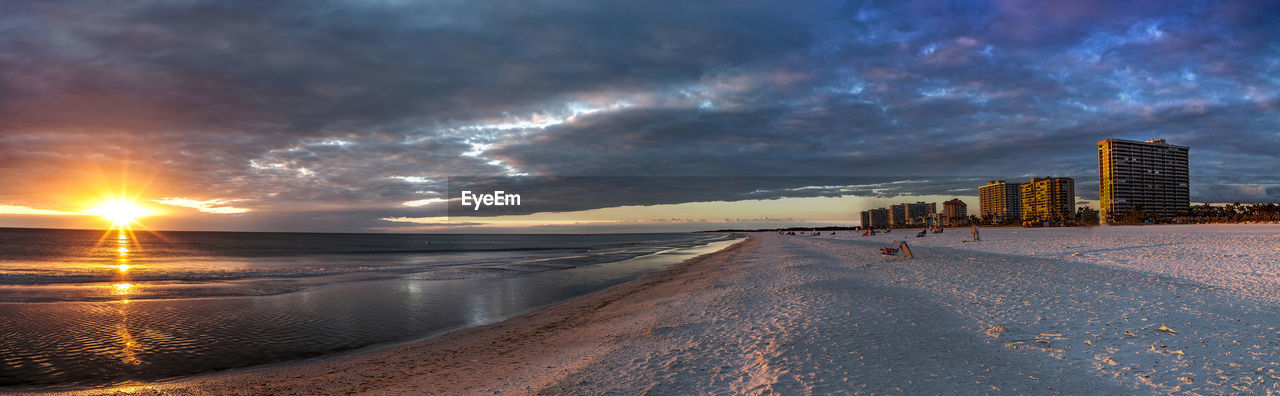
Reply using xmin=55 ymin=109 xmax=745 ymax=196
xmin=401 ymin=198 xmax=449 ymax=207
xmin=442 ymin=176 xmax=995 ymax=217
xmin=153 ymin=198 xmax=251 ymax=214
xmin=0 ymin=205 xmax=80 ymax=216
xmin=1 ymin=0 xmax=1278 ymax=231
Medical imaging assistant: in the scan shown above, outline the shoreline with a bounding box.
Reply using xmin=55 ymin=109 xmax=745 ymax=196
xmin=29 ymin=226 xmax=1280 ymax=393
xmin=48 ymin=235 xmax=754 ymax=395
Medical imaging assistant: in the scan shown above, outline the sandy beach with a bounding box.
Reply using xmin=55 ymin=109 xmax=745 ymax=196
xmin=58 ymin=226 xmax=1280 ymax=394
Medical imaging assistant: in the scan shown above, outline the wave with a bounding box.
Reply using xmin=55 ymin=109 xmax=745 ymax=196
xmin=0 ymin=235 xmax=736 ymax=303
xmin=336 ymin=246 xmax=592 ymax=254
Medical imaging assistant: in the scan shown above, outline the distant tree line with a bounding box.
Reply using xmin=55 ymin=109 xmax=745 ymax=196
xmin=1173 ymin=203 xmax=1280 ymax=224
xmin=1104 ymin=203 xmax=1280 ymax=225
xmin=978 ymin=214 xmax=1020 ymax=226
xmin=977 ymin=209 xmax=1094 ymax=227
xmin=703 ymin=202 xmax=1280 ymax=233
xmin=1076 ymin=206 xmax=1100 ymax=225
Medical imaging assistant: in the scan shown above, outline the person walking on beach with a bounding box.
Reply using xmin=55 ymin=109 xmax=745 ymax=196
xmin=970 ymin=224 xmax=981 ymax=241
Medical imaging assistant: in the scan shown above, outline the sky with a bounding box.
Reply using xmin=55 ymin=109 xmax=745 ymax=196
xmin=1 ymin=0 xmax=1278 ymax=232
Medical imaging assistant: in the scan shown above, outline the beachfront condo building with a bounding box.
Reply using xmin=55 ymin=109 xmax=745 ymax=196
xmin=906 ymin=201 xmax=936 ymax=225
xmin=887 ymin=202 xmax=936 ymax=226
xmin=942 ymin=199 xmax=967 ymax=226
xmin=888 ymin=204 xmax=907 ymax=226
xmin=860 ymin=208 xmax=890 ymax=229
xmin=1019 ymin=177 xmax=1075 ymax=224
xmin=1097 ymin=138 xmax=1190 ymax=224
xmin=979 ymin=180 xmax=1021 ymax=223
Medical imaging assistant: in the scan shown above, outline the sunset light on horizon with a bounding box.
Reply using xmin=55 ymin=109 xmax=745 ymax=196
xmin=4 ymin=1 xmax=1280 ymax=393
xmin=85 ymin=199 xmax=154 ymax=227
xmin=2 ymin=1 xmax=1278 ymax=233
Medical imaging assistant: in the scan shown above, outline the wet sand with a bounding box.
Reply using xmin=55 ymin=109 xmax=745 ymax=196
xmin=48 ymin=230 xmax=1280 ymax=394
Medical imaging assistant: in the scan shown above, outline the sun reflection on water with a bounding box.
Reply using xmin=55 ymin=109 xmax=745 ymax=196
xmin=115 ymin=300 xmax=142 ymax=365
xmin=108 ymin=230 xmax=144 ymax=364
xmin=112 ymin=283 xmax=135 ymax=295
xmin=110 ymin=230 xmax=134 ymax=274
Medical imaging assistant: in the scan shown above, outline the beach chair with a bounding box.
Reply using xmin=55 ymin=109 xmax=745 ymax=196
xmin=880 ymin=240 xmax=913 ymax=260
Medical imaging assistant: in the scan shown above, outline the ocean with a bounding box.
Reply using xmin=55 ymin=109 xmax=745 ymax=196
xmin=0 ymin=228 xmax=740 ymax=389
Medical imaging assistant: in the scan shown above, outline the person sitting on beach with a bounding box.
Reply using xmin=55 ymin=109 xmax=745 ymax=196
xmin=915 ymin=229 xmax=927 ymax=237
xmin=881 ymin=240 xmax=913 ymax=259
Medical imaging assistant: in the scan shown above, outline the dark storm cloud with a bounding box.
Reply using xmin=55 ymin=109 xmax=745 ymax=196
xmin=0 ymin=0 xmax=818 ymax=224
xmin=489 ymin=0 xmax=1280 ymax=203
xmin=2 ymin=0 xmax=1279 ymax=230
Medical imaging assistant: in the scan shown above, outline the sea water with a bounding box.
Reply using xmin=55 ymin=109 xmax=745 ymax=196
xmin=0 ymin=228 xmax=739 ymax=388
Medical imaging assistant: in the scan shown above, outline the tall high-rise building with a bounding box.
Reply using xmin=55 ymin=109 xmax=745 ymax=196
xmin=942 ymin=199 xmax=967 ymax=226
xmin=859 ymin=208 xmax=889 ymax=228
xmin=1097 ymin=138 xmax=1190 ymax=223
xmin=905 ymin=201 xmax=936 ymax=225
xmin=888 ymin=202 xmax=935 ymax=226
xmin=888 ymin=204 xmax=907 ymax=226
xmin=979 ymin=180 xmax=1021 ymax=223
xmin=1020 ymin=177 xmax=1075 ymax=223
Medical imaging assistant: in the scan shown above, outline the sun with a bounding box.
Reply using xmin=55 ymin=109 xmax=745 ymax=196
xmin=88 ymin=199 xmax=153 ymax=226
